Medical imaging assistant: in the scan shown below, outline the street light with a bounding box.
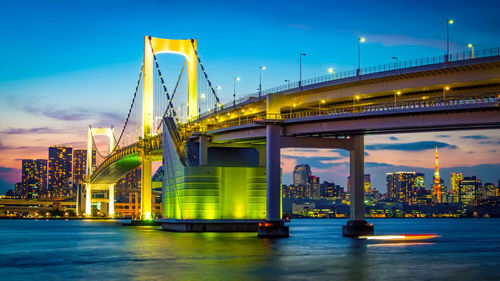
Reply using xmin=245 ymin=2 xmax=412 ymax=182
xmin=328 ymin=67 xmax=335 ymax=80
xmin=394 ymin=91 xmax=401 ymax=106
xmin=215 ymin=86 xmax=222 ymax=111
xmin=353 ymin=95 xmax=360 ymax=106
xmin=259 ymin=66 xmax=266 ymax=97
xmin=446 ymin=19 xmax=454 ymax=61
xmin=319 ymin=99 xmax=326 ymax=113
xmin=358 ymin=37 xmax=365 ymax=75
xmin=443 ymin=86 xmax=450 ymax=100
xmin=299 ymin=53 xmax=306 ymax=88
xmin=233 ymin=77 xmax=240 ymax=106
xmin=392 ymin=56 xmax=399 ymax=69
xmin=468 ymin=43 xmax=474 ymax=59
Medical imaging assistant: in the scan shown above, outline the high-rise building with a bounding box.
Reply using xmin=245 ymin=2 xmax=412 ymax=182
xmin=415 ymin=172 xmax=425 ymax=189
xmin=307 ymin=175 xmax=320 ymax=198
xmin=115 ymin=167 xmax=141 ymax=202
xmin=293 ymin=164 xmax=311 ymax=186
xmin=386 ymin=171 xmax=418 ymax=205
xmin=73 ymin=149 xmax=96 ymax=185
xmin=14 ymin=182 xmax=22 ymax=197
xmin=48 ymin=146 xmax=73 ymax=198
xmin=450 ymin=172 xmax=463 ymax=203
xmin=459 ymin=176 xmax=482 ymax=206
xmin=484 ymin=183 xmax=497 ymax=199
xmin=21 ymin=159 xmax=47 ymax=199
xmin=432 ymin=146 xmax=442 ymax=203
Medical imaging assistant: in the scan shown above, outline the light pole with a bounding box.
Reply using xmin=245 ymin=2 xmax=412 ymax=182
xmin=233 ymin=77 xmax=240 ymax=106
xmin=259 ymin=66 xmax=266 ymax=97
xmin=443 ymin=86 xmax=449 ymax=100
xmin=328 ymin=67 xmax=335 ymax=80
xmin=216 ymin=86 xmax=221 ymax=112
xmin=446 ymin=19 xmax=453 ymax=62
xmin=358 ymin=37 xmax=365 ymax=75
xmin=468 ymin=43 xmax=474 ymax=59
xmin=394 ymin=91 xmax=401 ymax=106
xmin=392 ymin=56 xmax=399 ymax=69
xmin=299 ymin=53 xmax=306 ymax=88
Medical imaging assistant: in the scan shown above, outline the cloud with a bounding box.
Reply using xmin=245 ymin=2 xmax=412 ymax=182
xmin=366 ymin=162 xmax=392 ymax=168
xmin=479 ymin=141 xmax=492 ymax=144
xmin=281 ymin=148 xmax=347 ymax=159
xmin=389 ymin=136 xmax=399 ymax=141
xmin=461 ymin=135 xmax=489 ymax=140
xmin=365 ymin=141 xmax=457 ymax=151
xmin=366 ymin=34 xmax=461 ymax=51
xmin=436 ymin=135 xmax=450 ymax=138
xmin=0 ymin=127 xmax=61 ymax=134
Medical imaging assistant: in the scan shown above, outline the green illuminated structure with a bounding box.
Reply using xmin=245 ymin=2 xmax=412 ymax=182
xmin=162 ymin=118 xmax=270 ymax=222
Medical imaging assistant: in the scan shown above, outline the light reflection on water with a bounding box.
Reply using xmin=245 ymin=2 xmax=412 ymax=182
xmin=0 ymin=219 xmax=499 ymax=280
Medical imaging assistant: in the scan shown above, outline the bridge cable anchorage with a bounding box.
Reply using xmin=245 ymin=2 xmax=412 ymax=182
xmin=148 ymin=37 xmax=180 ymax=123
xmin=190 ymin=39 xmax=222 ymax=110
xmin=155 ymin=58 xmax=187 ymax=133
xmin=114 ymin=63 xmax=144 ymax=150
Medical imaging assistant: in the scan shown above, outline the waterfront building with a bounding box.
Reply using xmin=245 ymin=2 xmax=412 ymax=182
xmin=115 ymin=167 xmax=141 ymax=202
xmin=73 ymin=149 xmax=95 ymax=186
xmin=484 ymin=183 xmax=497 ymax=199
xmin=459 ymin=176 xmax=482 ymax=206
xmin=386 ymin=171 xmax=418 ymax=205
xmin=48 ymin=146 xmax=73 ymax=198
xmin=415 ymin=172 xmax=425 ymax=189
xmin=14 ymin=182 xmax=22 ymax=197
xmin=21 ymin=159 xmax=48 ymax=199
xmin=307 ymin=175 xmax=320 ymax=198
xmin=450 ymin=172 xmax=463 ymax=203
xmin=293 ymin=164 xmax=311 ymax=186
xmin=416 ymin=187 xmax=432 ymax=205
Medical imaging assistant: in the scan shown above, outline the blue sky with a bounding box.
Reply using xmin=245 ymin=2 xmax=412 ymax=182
xmin=0 ymin=0 xmax=499 ymax=193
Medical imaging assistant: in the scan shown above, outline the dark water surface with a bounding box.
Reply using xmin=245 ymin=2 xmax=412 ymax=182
xmin=1 ymin=219 xmax=499 ymax=280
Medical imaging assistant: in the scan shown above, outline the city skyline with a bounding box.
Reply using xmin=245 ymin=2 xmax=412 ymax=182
xmin=1 ymin=0 xmax=500 ymax=193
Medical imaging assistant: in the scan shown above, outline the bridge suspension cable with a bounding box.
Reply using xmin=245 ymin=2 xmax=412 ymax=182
xmin=114 ymin=64 xmax=144 ymax=150
xmin=190 ymin=39 xmax=222 ymax=111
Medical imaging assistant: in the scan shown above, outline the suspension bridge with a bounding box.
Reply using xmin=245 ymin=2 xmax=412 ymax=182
xmin=84 ymin=36 xmax=500 ymax=237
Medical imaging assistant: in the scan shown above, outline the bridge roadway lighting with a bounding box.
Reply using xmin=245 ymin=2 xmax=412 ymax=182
xmin=328 ymin=67 xmax=335 ymax=80
xmin=259 ymin=66 xmax=266 ymax=97
xmin=447 ymin=19 xmax=453 ymax=61
xmin=358 ymin=37 xmax=365 ymax=75
xmin=392 ymin=57 xmax=398 ymax=68
xmin=319 ymin=99 xmax=326 ymax=113
xmin=299 ymin=53 xmax=306 ymax=88
xmin=443 ymin=86 xmax=450 ymax=100
xmin=468 ymin=43 xmax=474 ymax=58
xmin=394 ymin=91 xmax=401 ymax=106
xmin=233 ymin=77 xmax=240 ymax=106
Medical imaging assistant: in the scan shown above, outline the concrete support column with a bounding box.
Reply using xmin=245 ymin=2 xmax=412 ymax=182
xmin=343 ymin=134 xmax=373 ymax=237
xmin=141 ymin=157 xmax=152 ymax=220
xmin=266 ymin=124 xmax=281 ymax=221
xmin=108 ymin=184 xmax=115 ymax=217
xmin=199 ymin=135 xmax=208 ymax=166
xmin=85 ymin=184 xmax=91 ymax=216
xmin=259 ymin=123 xmax=289 ymax=237
xmin=350 ymin=134 xmax=365 ymax=221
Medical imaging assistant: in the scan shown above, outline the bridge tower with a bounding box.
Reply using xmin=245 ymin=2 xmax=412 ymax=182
xmin=85 ymin=127 xmax=115 ymax=217
xmin=141 ymin=36 xmax=198 ymax=220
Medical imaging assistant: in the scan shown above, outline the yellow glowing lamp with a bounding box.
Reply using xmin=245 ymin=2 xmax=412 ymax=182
xmin=445 ymin=86 xmax=450 ymax=91
xmin=397 ymin=91 xmax=401 ymax=95
xmin=448 ymin=19 xmax=454 ymax=24
xmin=359 ymin=37 xmax=366 ymax=42
xmin=321 ymin=99 xmax=326 ymax=104
xmin=355 ymin=95 xmax=360 ymax=100
xmin=328 ymin=68 xmax=334 ymax=73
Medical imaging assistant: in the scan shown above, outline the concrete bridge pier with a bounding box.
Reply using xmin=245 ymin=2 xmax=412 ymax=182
xmin=343 ymin=134 xmax=374 ymax=237
xmin=258 ymin=123 xmax=289 ymax=238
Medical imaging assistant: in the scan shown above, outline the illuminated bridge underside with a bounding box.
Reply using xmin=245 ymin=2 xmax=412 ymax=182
xmin=208 ymin=103 xmax=500 ymax=143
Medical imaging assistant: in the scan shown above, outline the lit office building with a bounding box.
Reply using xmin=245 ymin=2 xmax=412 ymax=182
xmin=459 ymin=176 xmax=482 ymax=206
xmin=450 ymin=172 xmax=463 ymax=203
xmin=293 ymin=164 xmax=311 ymax=186
xmin=484 ymin=182 xmax=497 ymax=199
xmin=21 ymin=159 xmax=47 ymax=199
xmin=415 ymin=172 xmax=425 ymax=189
xmin=307 ymin=175 xmax=320 ymax=198
xmin=386 ymin=171 xmax=418 ymax=205
xmin=48 ymin=146 xmax=73 ymax=198
xmin=73 ymin=149 xmax=96 ymax=185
